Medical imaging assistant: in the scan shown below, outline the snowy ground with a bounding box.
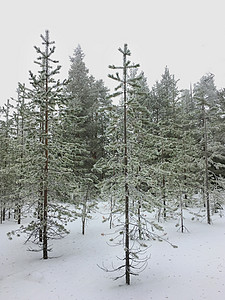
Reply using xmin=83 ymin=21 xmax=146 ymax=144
xmin=1 ymin=204 xmax=225 ymax=300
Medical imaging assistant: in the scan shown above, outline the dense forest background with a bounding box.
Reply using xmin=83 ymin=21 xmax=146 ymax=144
xmin=1 ymin=30 xmax=225 ymax=284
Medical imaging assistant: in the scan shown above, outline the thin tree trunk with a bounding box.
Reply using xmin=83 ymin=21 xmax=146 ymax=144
xmin=163 ymin=176 xmax=166 ymax=220
xmin=39 ymin=107 xmax=44 ymax=242
xmin=180 ymin=193 xmax=184 ymax=233
xmin=109 ymin=194 xmax=113 ymax=229
xmin=17 ymin=206 xmax=21 ymax=225
xmin=81 ymin=189 xmax=89 ymax=235
xmin=138 ymin=199 xmax=142 ymax=239
xmin=43 ymin=190 xmax=48 ymax=259
xmin=82 ymin=215 xmax=85 ymax=235
xmin=43 ymin=30 xmax=49 ymax=260
xmin=123 ymin=44 xmax=130 ymax=286
xmin=2 ymin=207 xmax=5 ymax=222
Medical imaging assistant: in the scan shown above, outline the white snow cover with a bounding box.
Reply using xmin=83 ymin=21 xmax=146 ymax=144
xmin=1 ymin=205 xmax=225 ymax=300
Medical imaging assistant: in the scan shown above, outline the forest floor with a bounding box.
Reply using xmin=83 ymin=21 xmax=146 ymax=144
xmin=1 ymin=203 xmax=225 ymax=300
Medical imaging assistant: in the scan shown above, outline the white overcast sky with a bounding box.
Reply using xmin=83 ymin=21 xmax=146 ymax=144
xmin=1 ymin=0 xmax=225 ymax=107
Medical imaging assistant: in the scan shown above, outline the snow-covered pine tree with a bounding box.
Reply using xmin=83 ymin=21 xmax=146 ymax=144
xmin=66 ymin=45 xmax=111 ymax=233
xmin=170 ymin=92 xmax=202 ymax=231
xmin=55 ymin=91 xmax=93 ymax=235
xmin=0 ymin=100 xmax=15 ymax=223
xmin=9 ymin=84 xmax=30 ymax=224
xmin=147 ymin=67 xmax=181 ymax=221
xmin=8 ymin=30 xmax=77 ymax=259
xmin=216 ymin=88 xmax=225 ymax=181
xmin=193 ymin=73 xmax=224 ymax=223
xmin=109 ymin=44 xmax=141 ymax=285
xmin=67 ymin=45 xmax=110 ymax=167
xmin=0 ymin=89 xmax=33 ymax=225
xmin=95 ymin=45 xmax=177 ymax=285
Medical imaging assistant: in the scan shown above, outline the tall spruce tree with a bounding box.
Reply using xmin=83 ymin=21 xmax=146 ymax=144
xmin=147 ymin=67 xmax=181 ymax=220
xmin=67 ymin=45 xmax=110 ymax=168
xmin=66 ymin=45 xmax=110 ymax=233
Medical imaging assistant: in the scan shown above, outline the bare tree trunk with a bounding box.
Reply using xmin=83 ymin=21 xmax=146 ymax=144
xmin=2 ymin=207 xmax=5 ymax=222
xmin=0 ymin=209 xmax=2 ymax=224
xmin=138 ymin=199 xmax=142 ymax=240
xmin=43 ymin=30 xmax=50 ymax=260
xmin=81 ymin=189 xmax=89 ymax=235
xmin=39 ymin=107 xmax=44 ymax=242
xmin=123 ymin=44 xmax=130 ymax=286
xmin=180 ymin=193 xmax=184 ymax=233
xmin=43 ymin=189 xmax=48 ymax=259
xmin=17 ymin=206 xmax=21 ymax=225
xmin=162 ymin=176 xmax=166 ymax=220
xmin=82 ymin=215 xmax=85 ymax=235
xmin=109 ymin=194 xmax=113 ymax=229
